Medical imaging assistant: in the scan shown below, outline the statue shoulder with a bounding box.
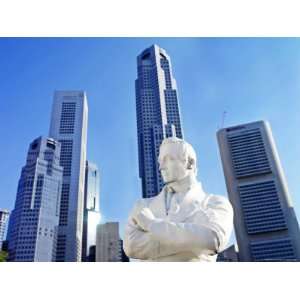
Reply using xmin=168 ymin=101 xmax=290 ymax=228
xmin=205 ymin=194 xmax=233 ymax=214
xmin=132 ymin=198 xmax=147 ymax=211
xmin=132 ymin=194 xmax=157 ymax=211
xmin=130 ymin=188 xmax=165 ymax=215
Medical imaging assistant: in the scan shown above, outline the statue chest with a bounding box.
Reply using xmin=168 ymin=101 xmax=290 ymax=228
xmin=147 ymin=189 xmax=206 ymax=222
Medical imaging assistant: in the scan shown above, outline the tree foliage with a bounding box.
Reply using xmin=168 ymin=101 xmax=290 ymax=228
xmin=0 ymin=251 xmax=8 ymax=262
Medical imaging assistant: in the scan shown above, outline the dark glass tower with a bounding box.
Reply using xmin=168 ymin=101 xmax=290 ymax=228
xmin=136 ymin=45 xmax=184 ymax=198
xmin=81 ymin=160 xmax=100 ymax=262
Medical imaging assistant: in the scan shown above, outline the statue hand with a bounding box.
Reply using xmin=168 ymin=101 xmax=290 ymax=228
xmin=133 ymin=208 xmax=155 ymax=232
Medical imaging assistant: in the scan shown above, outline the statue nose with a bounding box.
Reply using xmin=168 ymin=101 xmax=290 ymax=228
xmin=159 ymin=161 xmax=165 ymax=170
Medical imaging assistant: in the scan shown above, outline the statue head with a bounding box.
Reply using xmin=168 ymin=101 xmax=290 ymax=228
xmin=158 ymin=137 xmax=197 ymax=184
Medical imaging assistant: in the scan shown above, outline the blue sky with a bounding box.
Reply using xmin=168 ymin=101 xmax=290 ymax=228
xmin=1 ymin=38 xmax=300 ymax=239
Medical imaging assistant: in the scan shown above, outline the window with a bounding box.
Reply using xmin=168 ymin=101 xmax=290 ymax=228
xmin=59 ymin=102 xmax=76 ymax=134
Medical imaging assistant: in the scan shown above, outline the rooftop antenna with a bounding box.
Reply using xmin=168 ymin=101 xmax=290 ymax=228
xmin=221 ymin=110 xmax=227 ymax=128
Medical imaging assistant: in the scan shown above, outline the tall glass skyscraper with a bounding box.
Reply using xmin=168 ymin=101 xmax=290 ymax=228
xmin=7 ymin=137 xmax=63 ymax=261
xmin=0 ymin=209 xmax=9 ymax=250
xmin=217 ymin=121 xmax=300 ymax=261
xmin=49 ymin=91 xmax=88 ymax=262
xmin=135 ymin=45 xmax=184 ymax=198
xmin=82 ymin=160 xmax=101 ymax=262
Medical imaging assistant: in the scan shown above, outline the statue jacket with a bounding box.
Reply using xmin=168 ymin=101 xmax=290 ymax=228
xmin=124 ymin=178 xmax=234 ymax=262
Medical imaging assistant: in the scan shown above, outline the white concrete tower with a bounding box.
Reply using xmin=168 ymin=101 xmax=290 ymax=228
xmin=96 ymin=222 xmax=122 ymax=262
xmin=49 ymin=91 xmax=88 ymax=262
xmin=217 ymin=120 xmax=300 ymax=261
xmin=7 ymin=137 xmax=63 ymax=261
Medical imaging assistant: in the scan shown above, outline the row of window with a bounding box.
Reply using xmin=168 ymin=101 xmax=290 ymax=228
xmin=235 ymin=167 xmax=271 ymax=178
xmin=250 ymin=238 xmax=295 ymax=261
xmin=160 ymin=59 xmax=172 ymax=89
xmin=59 ymin=102 xmax=76 ymax=134
xmin=59 ymin=140 xmax=73 ymax=176
xmin=239 ymin=181 xmax=287 ymax=234
xmin=228 ymin=135 xmax=264 ymax=146
xmin=232 ymin=152 xmax=268 ymax=164
xmin=55 ymin=234 xmax=66 ymax=261
xmin=233 ymin=159 xmax=270 ymax=170
xmin=228 ymin=129 xmax=262 ymax=141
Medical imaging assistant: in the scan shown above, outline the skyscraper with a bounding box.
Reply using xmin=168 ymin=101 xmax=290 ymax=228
xmin=217 ymin=244 xmax=238 ymax=262
xmin=217 ymin=120 xmax=300 ymax=261
xmin=0 ymin=209 xmax=9 ymax=250
xmin=82 ymin=160 xmax=101 ymax=262
xmin=49 ymin=90 xmax=88 ymax=262
xmin=96 ymin=222 xmax=126 ymax=262
xmin=7 ymin=137 xmax=63 ymax=261
xmin=135 ymin=45 xmax=184 ymax=198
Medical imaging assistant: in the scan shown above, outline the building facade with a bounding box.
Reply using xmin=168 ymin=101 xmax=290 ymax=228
xmin=82 ymin=161 xmax=101 ymax=262
xmin=217 ymin=244 xmax=239 ymax=262
xmin=0 ymin=209 xmax=9 ymax=250
xmin=96 ymin=222 xmax=128 ymax=262
xmin=7 ymin=137 xmax=63 ymax=261
xmin=136 ymin=45 xmax=184 ymax=198
xmin=49 ymin=90 xmax=88 ymax=262
xmin=217 ymin=120 xmax=300 ymax=261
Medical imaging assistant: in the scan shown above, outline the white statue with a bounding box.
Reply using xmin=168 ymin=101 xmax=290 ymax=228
xmin=124 ymin=137 xmax=233 ymax=262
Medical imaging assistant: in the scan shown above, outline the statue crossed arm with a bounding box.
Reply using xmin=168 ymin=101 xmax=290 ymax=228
xmin=124 ymin=193 xmax=233 ymax=261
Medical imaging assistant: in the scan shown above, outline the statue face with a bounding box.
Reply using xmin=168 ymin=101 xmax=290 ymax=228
xmin=158 ymin=143 xmax=189 ymax=184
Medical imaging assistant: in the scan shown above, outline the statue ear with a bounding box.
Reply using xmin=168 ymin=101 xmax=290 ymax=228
xmin=187 ymin=158 xmax=194 ymax=169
